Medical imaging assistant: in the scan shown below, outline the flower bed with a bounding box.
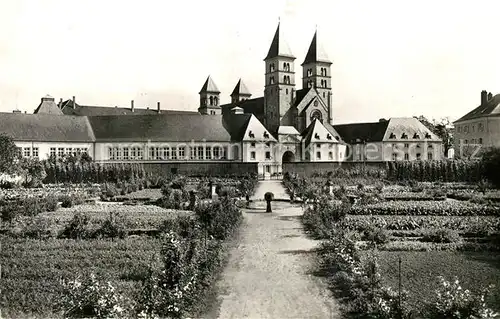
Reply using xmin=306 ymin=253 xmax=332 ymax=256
xmin=382 ymin=192 xmax=446 ymax=201
xmin=343 ymin=215 xmax=500 ymax=232
xmin=0 ymin=185 xmax=101 ymax=201
xmin=350 ymin=200 xmax=500 ymax=216
xmin=38 ymin=204 xmax=193 ymax=230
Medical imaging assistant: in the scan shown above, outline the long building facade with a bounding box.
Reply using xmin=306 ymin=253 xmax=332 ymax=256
xmin=0 ymin=23 xmax=444 ymax=177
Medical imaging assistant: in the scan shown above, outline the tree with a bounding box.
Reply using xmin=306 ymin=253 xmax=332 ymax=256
xmin=481 ymin=147 xmax=500 ymax=187
xmin=0 ymin=134 xmax=20 ymax=174
xmin=414 ymin=115 xmax=454 ymax=157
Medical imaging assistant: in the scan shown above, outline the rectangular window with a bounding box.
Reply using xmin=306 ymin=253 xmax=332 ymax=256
xmin=404 ymin=153 xmax=409 ymax=160
xmin=251 ymin=151 xmax=256 ymax=160
xmin=392 ymin=153 xmax=398 ymax=161
xmin=416 ymin=153 xmax=421 ymax=160
xmin=428 ymin=153 xmax=433 ymax=160
xmin=155 ymin=147 xmax=161 ymax=160
xmin=123 ymin=147 xmax=129 ymax=160
xmin=250 ymin=142 xmax=256 ymax=148
xmin=149 ymin=147 xmax=154 ymax=160
xmin=265 ymin=165 xmax=271 ymax=173
xmin=137 ymin=148 xmax=144 ymax=160
xmin=178 ymin=146 xmax=185 ymax=159
xmin=316 ymin=151 xmax=321 ymax=160
xmin=57 ymin=147 xmax=64 ymax=158
xmin=206 ymin=147 xmax=212 ymax=160
xmin=404 ymin=143 xmax=409 ymax=148
xmin=190 ymin=147 xmax=196 ymax=160
xmin=197 ymin=146 xmax=204 ymax=159
xmin=328 ymin=151 xmax=333 ymax=160
xmin=223 ymin=146 xmax=228 ymax=159
xmin=213 ymin=147 xmax=220 ymax=159
xmin=116 ymin=148 xmax=123 ymax=160
xmin=108 ymin=147 xmax=115 ymax=160
xmin=265 ymin=151 xmax=271 ymax=159
xmin=131 ymin=147 xmax=137 ymax=159
xmin=66 ymin=148 xmax=72 ymax=155
xmin=50 ymin=147 xmax=56 ymax=157
xmin=171 ymin=148 xmax=177 ymax=160
xmin=23 ymin=147 xmax=31 ymax=157
xmin=32 ymin=147 xmax=39 ymax=158
xmin=316 ymin=143 xmax=321 ymax=148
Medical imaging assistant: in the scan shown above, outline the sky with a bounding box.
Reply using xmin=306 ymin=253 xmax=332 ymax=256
xmin=1 ymin=0 xmax=500 ymax=124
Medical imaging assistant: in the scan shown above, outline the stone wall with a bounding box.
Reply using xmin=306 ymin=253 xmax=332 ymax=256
xmin=142 ymin=162 xmax=259 ymax=177
xmin=282 ymin=161 xmax=387 ymax=177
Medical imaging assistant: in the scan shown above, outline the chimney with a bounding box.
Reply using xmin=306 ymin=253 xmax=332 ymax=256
xmin=131 ymin=100 xmax=134 ymax=112
xmin=59 ymin=98 xmax=63 ymax=108
xmin=488 ymin=92 xmax=493 ymax=101
xmin=72 ymin=96 xmax=76 ymax=109
xmin=481 ymin=90 xmax=487 ymax=105
xmin=157 ymin=101 xmax=161 ymax=113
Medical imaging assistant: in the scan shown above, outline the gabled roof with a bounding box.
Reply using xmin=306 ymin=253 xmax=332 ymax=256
xmin=34 ymin=95 xmax=64 ymax=115
xmin=0 ymin=113 xmax=95 ymax=142
xmin=333 ymin=118 xmax=441 ymax=143
xmin=88 ymin=114 xmax=231 ymax=142
xmin=278 ymin=126 xmax=301 ymax=135
xmin=333 ymin=121 xmax=390 ymax=143
xmin=454 ymin=94 xmax=500 ymax=123
xmin=199 ymin=76 xmax=220 ymax=94
xmin=383 ymin=118 xmax=441 ymax=141
xmin=302 ymin=31 xmax=332 ymax=65
xmin=302 ymin=119 xmax=341 ymax=146
xmin=265 ymin=23 xmax=295 ymax=60
xmin=231 ymin=79 xmax=252 ymax=97
xmin=222 ymin=112 xmax=276 ymax=142
xmin=61 ymin=101 xmax=197 ymax=116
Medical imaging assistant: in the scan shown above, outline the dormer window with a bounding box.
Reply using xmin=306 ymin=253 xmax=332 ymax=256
xmin=389 ymin=133 xmax=396 ymax=139
xmin=413 ymin=133 xmax=420 ymax=139
xmin=425 ymin=133 xmax=431 ymax=139
xmin=249 ymin=131 xmax=255 ymax=138
xmin=401 ymin=133 xmax=408 ymax=139
xmin=327 ymin=134 xmax=332 ymax=140
xmin=314 ymin=133 xmax=320 ymax=139
xmin=263 ymin=132 xmax=269 ymax=139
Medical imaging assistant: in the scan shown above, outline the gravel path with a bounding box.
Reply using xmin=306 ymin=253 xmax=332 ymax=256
xmin=215 ymin=196 xmax=340 ymax=318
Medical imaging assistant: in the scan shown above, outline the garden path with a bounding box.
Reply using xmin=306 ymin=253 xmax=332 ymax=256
xmin=214 ymin=190 xmax=340 ymax=319
xmin=251 ymin=180 xmax=289 ymax=201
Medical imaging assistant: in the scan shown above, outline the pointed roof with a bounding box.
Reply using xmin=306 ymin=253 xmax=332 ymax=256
xmin=454 ymin=93 xmax=500 ymax=123
xmin=302 ymin=31 xmax=332 ymax=65
xmin=231 ymin=79 xmax=252 ymax=97
xmin=199 ymin=76 xmax=220 ymax=94
xmin=34 ymin=95 xmax=64 ymax=115
xmin=301 ymin=118 xmax=340 ymax=146
xmin=265 ymin=23 xmax=295 ymax=60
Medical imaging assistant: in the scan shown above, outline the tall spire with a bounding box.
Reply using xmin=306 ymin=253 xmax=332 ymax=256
xmin=231 ymin=79 xmax=252 ymax=97
xmin=199 ymin=75 xmax=220 ymax=94
xmin=264 ymin=23 xmax=295 ymax=60
xmin=302 ymin=30 xmax=331 ymax=65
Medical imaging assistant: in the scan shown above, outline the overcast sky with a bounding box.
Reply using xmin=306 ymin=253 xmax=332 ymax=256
xmin=1 ymin=0 xmax=499 ymax=124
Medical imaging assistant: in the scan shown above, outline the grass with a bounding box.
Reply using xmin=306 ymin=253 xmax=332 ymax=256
xmin=362 ymin=250 xmax=500 ymax=311
xmin=0 ymin=235 xmax=162 ymax=318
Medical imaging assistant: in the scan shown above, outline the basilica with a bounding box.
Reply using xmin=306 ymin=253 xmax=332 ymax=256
xmin=0 ymin=23 xmax=443 ymax=177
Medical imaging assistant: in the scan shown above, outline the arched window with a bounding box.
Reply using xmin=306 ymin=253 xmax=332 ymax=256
xmin=270 ymin=76 xmax=275 ymax=85
xmin=284 ymin=75 xmax=290 ymax=84
xmin=283 ymin=62 xmax=290 ymax=71
xmin=307 ymin=69 xmax=313 ymax=77
xmin=209 ymin=96 xmax=214 ymax=106
xmin=310 ymin=110 xmax=323 ymax=122
xmin=308 ymin=80 xmax=313 ymax=88
xmin=214 ymin=96 xmax=218 ymax=106
xmin=270 ymin=63 xmax=275 ymax=72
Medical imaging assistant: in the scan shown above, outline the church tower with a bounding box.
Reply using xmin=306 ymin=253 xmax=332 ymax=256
xmin=302 ymin=30 xmax=333 ymax=123
xmin=264 ymin=23 xmax=296 ymax=134
xmin=198 ymin=75 xmax=221 ymax=115
xmin=230 ymin=79 xmax=252 ymax=103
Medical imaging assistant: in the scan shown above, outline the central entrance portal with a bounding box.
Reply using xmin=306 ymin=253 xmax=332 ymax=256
xmin=282 ymin=151 xmax=295 ymax=163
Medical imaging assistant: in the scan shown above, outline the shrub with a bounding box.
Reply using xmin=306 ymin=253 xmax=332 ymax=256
xmin=364 ymin=226 xmax=390 ymax=245
xmin=61 ymin=272 xmax=125 ymax=319
xmin=59 ymin=213 xmax=93 ymax=239
xmin=425 ymin=276 xmax=498 ymax=319
xmin=94 ymin=213 xmax=128 ymax=239
xmin=422 ymin=228 xmax=461 ymax=243
xmin=103 ymin=183 xmax=119 ymax=198
xmin=195 ymin=199 xmax=242 ymax=240
xmin=302 ymin=197 xmax=349 ymax=239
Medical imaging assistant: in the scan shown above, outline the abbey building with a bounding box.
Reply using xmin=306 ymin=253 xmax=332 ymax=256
xmin=0 ymin=23 xmax=444 ymax=177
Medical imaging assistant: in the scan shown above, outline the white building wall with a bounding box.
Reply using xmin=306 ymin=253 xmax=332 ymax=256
xmin=14 ymin=141 xmax=93 ymax=160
